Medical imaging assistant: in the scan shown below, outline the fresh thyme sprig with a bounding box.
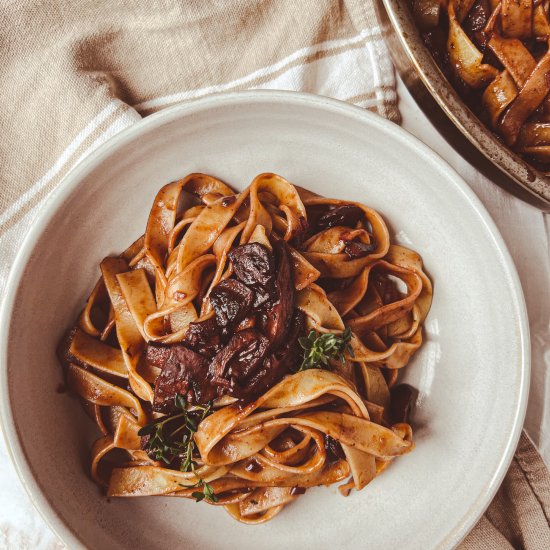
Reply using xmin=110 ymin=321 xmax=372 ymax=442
xmin=139 ymin=397 xmax=218 ymax=502
xmin=177 ymin=475 xmax=219 ymax=503
xmin=190 ymin=478 xmax=219 ymax=503
xmin=297 ymin=327 xmax=354 ymax=371
xmin=138 ymin=396 xmax=212 ymax=472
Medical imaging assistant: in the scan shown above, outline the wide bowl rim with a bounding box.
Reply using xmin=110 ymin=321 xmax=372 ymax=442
xmin=380 ymin=0 xmax=550 ymax=207
xmin=0 ymin=89 xmax=530 ymax=550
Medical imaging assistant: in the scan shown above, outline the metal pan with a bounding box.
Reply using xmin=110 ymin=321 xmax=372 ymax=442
xmin=377 ymin=0 xmax=550 ymax=210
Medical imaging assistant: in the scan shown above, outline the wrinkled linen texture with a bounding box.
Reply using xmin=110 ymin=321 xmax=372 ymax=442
xmin=0 ymin=1 xmax=548 ymax=549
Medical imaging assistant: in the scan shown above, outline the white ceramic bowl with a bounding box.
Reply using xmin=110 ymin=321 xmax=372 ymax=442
xmin=0 ymin=91 xmax=529 ymax=550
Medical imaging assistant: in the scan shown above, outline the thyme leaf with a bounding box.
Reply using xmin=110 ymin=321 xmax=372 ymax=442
xmin=297 ymin=327 xmax=354 ymax=371
xmin=179 ymin=477 xmax=219 ymax=503
xmin=190 ymin=478 xmax=219 ymax=503
xmin=138 ymin=396 xmax=212 ymax=470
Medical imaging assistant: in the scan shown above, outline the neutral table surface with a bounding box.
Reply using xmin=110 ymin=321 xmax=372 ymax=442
xmin=0 ymin=79 xmax=549 ymax=548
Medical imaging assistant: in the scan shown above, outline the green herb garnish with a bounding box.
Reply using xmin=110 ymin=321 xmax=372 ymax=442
xmin=297 ymin=327 xmax=354 ymax=371
xmin=138 ymin=397 xmax=212 ymax=472
xmin=178 ymin=470 xmax=219 ymax=503
xmin=190 ymin=478 xmax=219 ymax=503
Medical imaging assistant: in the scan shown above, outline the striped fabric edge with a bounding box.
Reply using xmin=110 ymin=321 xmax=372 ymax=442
xmin=0 ymin=30 xmax=395 ymax=234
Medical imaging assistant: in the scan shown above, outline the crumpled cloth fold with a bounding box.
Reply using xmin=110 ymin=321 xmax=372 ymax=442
xmin=0 ymin=1 xmax=548 ymax=548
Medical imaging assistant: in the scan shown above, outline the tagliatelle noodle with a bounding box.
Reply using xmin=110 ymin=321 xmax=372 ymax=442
xmin=60 ymin=173 xmax=432 ymax=523
xmin=411 ymin=0 xmax=550 ymax=170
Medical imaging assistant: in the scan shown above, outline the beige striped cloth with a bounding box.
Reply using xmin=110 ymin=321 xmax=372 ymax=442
xmin=0 ymin=2 xmax=548 ymax=549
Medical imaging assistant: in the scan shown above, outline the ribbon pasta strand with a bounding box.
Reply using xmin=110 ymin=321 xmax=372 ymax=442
xmin=59 ymin=173 xmax=432 ymax=523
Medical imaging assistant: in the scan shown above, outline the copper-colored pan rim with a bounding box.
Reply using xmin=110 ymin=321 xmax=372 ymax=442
xmin=380 ymin=0 xmax=550 ymax=208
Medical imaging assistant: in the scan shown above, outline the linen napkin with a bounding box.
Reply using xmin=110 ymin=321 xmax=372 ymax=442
xmin=0 ymin=2 xmax=548 ymax=549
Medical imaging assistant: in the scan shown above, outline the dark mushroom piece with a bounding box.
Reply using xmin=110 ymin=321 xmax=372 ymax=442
xmin=303 ymin=204 xmax=330 ymax=238
xmin=344 ymin=239 xmax=377 ymax=259
xmin=261 ymin=240 xmax=295 ymax=350
xmin=324 ymin=435 xmax=346 ymax=463
xmin=235 ymin=310 xmax=305 ymax=401
xmin=318 ymin=204 xmax=364 ymax=229
xmin=209 ymin=328 xmax=270 ymax=393
xmin=228 ymin=243 xmax=277 ymax=308
xmin=145 ymin=342 xmax=171 ymax=368
xmin=210 ymin=278 xmax=253 ymax=329
xmin=228 ymin=243 xmax=275 ymax=287
xmin=151 ymin=344 xmax=217 ymax=411
xmin=183 ymin=316 xmax=224 ymax=358
xmin=389 ymin=384 xmax=417 ymax=424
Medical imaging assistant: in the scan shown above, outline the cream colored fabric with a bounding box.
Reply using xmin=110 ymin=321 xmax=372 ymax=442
xmin=461 ymin=433 xmax=550 ymax=549
xmin=0 ymin=0 xmax=398 ymax=272
xmin=0 ymin=1 xmax=548 ymax=549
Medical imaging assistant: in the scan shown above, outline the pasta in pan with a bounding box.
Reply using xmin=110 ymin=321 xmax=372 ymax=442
xmin=410 ymin=0 xmax=550 ymax=172
xmin=58 ymin=173 xmax=432 ymax=523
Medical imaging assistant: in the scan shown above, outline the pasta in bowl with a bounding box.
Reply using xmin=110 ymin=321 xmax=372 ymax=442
xmin=58 ymin=172 xmax=432 ymax=523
